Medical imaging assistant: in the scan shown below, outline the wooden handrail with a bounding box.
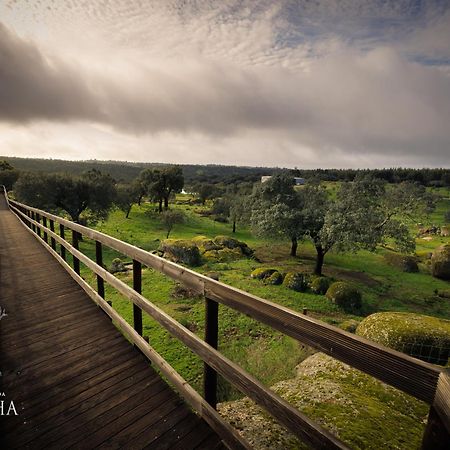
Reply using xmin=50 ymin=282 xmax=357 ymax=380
xmin=5 ymin=194 xmax=449 ymax=449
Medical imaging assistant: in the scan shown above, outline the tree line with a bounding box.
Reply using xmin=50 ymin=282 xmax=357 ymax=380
xmin=0 ymin=160 xmax=441 ymax=276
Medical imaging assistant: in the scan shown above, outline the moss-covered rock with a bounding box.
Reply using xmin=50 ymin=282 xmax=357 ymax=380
xmin=283 ymin=272 xmax=309 ymax=292
xmin=340 ymin=319 xmax=360 ymax=333
xmin=192 ymin=235 xmax=222 ymax=252
xmin=213 ymin=235 xmax=253 ymax=256
xmin=250 ymin=268 xmax=278 ymax=280
xmin=265 ymin=271 xmax=283 ymax=285
xmin=384 ymin=252 xmax=419 ymax=273
xmin=159 ymin=239 xmax=202 ymax=266
xmin=109 ymin=257 xmax=127 ymax=273
xmin=309 ymin=276 xmax=332 ymax=295
xmin=326 ymin=282 xmax=362 ymax=312
xmin=431 ymin=244 xmax=450 ymax=280
xmin=356 ymin=312 xmax=450 ymax=365
xmin=218 ymin=352 xmax=428 ymax=450
xmin=203 ymin=247 xmax=243 ymax=262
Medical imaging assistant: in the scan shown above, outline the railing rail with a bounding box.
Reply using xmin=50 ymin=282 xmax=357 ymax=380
xmin=3 ymin=189 xmax=449 ymax=450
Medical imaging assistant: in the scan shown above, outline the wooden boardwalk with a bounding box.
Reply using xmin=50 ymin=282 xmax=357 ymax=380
xmin=0 ymin=195 xmax=225 ymax=449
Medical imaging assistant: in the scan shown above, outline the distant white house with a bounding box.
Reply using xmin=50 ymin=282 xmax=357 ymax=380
xmin=261 ymin=176 xmax=305 ymax=185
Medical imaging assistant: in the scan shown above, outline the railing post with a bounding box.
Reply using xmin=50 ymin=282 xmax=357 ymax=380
xmin=59 ymin=224 xmax=66 ymax=261
xmin=204 ymin=297 xmax=219 ymax=408
xmin=36 ymin=213 xmax=41 ymax=238
xmin=42 ymin=216 xmax=48 ymax=244
xmin=422 ymin=369 xmax=450 ymax=449
xmin=49 ymin=219 xmax=56 ymax=250
xmin=72 ymin=230 xmax=80 ymax=275
xmin=31 ymin=211 xmax=36 ymax=232
xmin=95 ymin=241 xmax=105 ymax=299
xmin=133 ymin=260 xmax=143 ymax=336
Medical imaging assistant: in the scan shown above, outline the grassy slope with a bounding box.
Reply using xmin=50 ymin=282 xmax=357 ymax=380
xmin=76 ymin=191 xmax=450 ymax=402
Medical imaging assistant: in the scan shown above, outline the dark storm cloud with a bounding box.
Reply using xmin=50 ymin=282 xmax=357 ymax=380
xmin=1 ymin=21 xmax=450 ymax=165
xmin=0 ymin=22 xmax=102 ymax=123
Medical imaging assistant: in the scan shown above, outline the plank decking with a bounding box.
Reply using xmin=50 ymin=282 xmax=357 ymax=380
xmin=0 ymin=195 xmax=225 ymax=449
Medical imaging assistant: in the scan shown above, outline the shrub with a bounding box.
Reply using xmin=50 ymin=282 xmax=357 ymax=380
xmin=356 ymin=312 xmax=450 ymax=365
xmin=283 ymin=272 xmax=308 ymax=292
xmin=326 ymin=282 xmax=362 ymax=312
xmin=431 ymin=244 xmax=450 ymax=280
xmin=384 ymin=252 xmax=419 ymax=273
xmin=309 ymin=276 xmax=332 ymax=294
xmin=250 ymin=268 xmax=277 ymax=280
xmin=159 ymin=239 xmax=202 ymax=266
xmin=265 ymin=271 xmax=283 ymax=285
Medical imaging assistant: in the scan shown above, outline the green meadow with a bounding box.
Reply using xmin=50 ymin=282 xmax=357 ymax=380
xmin=75 ymin=189 xmax=450 ymax=401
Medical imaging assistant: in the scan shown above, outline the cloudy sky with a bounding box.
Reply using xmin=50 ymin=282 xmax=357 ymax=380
xmin=1 ymin=0 xmax=449 ymax=168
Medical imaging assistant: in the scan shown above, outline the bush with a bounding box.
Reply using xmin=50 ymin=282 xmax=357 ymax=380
xmin=159 ymin=239 xmax=202 ymax=266
xmin=283 ymin=272 xmax=309 ymax=292
xmin=265 ymin=271 xmax=283 ymax=285
xmin=384 ymin=252 xmax=419 ymax=273
xmin=431 ymin=244 xmax=450 ymax=280
xmin=356 ymin=312 xmax=450 ymax=365
xmin=309 ymin=276 xmax=332 ymax=294
xmin=250 ymin=268 xmax=277 ymax=280
xmin=326 ymin=282 xmax=362 ymax=312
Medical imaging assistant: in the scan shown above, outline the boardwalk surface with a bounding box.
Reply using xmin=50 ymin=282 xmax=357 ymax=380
xmin=0 ymin=195 xmax=225 ymax=449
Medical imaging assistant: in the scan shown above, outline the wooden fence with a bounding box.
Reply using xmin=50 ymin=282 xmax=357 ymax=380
xmin=4 ymin=189 xmax=449 ymax=449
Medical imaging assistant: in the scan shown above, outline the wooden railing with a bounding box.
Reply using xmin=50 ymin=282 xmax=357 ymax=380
xmin=4 ymin=189 xmax=449 ymax=450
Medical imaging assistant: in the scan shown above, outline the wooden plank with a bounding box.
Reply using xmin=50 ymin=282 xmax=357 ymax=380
xmin=49 ymin=374 xmax=170 ymax=449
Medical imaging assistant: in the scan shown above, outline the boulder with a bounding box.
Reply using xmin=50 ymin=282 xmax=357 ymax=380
xmin=218 ymin=352 xmax=428 ymax=450
xmin=159 ymin=239 xmax=202 ymax=266
xmin=309 ymin=276 xmax=332 ymax=295
xmin=250 ymin=268 xmax=278 ymax=280
xmin=264 ymin=271 xmax=283 ymax=285
xmin=283 ymin=272 xmax=309 ymax=292
xmin=356 ymin=312 xmax=450 ymax=365
xmin=384 ymin=252 xmax=419 ymax=273
xmin=109 ymin=258 xmax=127 ymax=273
xmin=326 ymin=282 xmax=362 ymax=312
xmin=431 ymin=244 xmax=450 ymax=280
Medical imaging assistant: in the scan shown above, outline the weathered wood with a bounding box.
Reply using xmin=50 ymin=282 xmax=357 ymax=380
xmin=59 ymin=223 xmax=66 ymax=261
xmin=204 ymin=297 xmax=219 ymax=408
xmin=42 ymin=216 xmax=48 ymax=243
xmin=422 ymin=369 xmax=450 ymax=449
xmin=49 ymin=219 xmax=56 ymax=250
xmin=72 ymin=228 xmax=80 ymax=275
xmin=2 ymin=198 xmax=225 ymax=450
xmin=133 ymin=259 xmax=143 ymax=336
xmin=95 ymin=240 xmax=105 ymax=299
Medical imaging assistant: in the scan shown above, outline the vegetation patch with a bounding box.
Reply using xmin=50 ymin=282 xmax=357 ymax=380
xmin=218 ymin=353 xmax=427 ymax=450
xmin=383 ymin=252 xmax=419 ymax=273
xmin=431 ymin=244 xmax=450 ymax=280
xmin=265 ymin=271 xmax=284 ymax=285
xmin=283 ymin=272 xmax=309 ymax=292
xmin=250 ymin=268 xmax=278 ymax=280
xmin=326 ymin=282 xmax=362 ymax=312
xmin=159 ymin=239 xmax=202 ymax=266
xmin=309 ymin=276 xmax=332 ymax=294
xmin=356 ymin=312 xmax=450 ymax=365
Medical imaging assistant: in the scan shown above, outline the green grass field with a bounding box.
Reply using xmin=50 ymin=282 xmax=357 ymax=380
xmin=75 ymin=190 xmax=450 ymax=401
